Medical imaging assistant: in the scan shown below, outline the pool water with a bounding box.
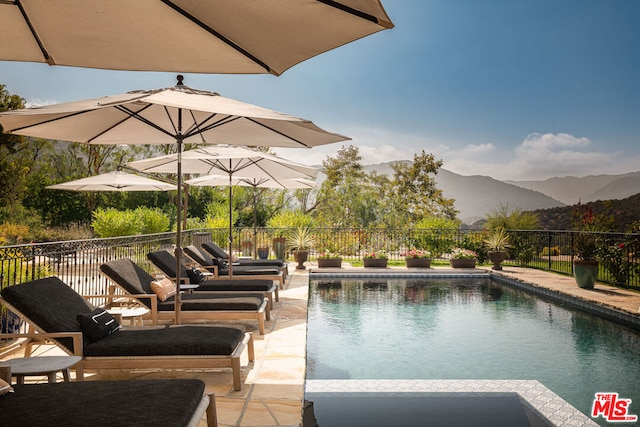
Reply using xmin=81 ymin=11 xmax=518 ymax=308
xmin=306 ymin=278 xmax=640 ymax=426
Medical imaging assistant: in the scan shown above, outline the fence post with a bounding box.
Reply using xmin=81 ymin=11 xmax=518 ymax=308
xmin=547 ymin=231 xmax=552 ymax=271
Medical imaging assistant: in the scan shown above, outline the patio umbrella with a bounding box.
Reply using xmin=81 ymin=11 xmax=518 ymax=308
xmin=186 ymin=174 xmax=317 ymax=258
xmin=128 ymin=145 xmax=317 ymax=269
xmin=46 ymin=171 xmax=176 ymax=192
xmin=0 ymin=78 xmax=347 ymax=323
xmin=1 ymin=0 xmax=393 ymax=75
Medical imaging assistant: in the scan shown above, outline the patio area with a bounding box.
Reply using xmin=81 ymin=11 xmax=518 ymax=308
xmin=2 ymin=263 xmax=640 ymax=426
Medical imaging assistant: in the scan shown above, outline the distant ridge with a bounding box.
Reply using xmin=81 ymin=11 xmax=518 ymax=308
xmin=505 ymin=171 xmax=640 ymax=205
xmin=363 ymin=163 xmax=565 ymax=224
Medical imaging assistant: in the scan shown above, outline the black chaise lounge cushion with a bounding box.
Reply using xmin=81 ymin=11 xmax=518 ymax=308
xmin=1 ymin=276 xmax=95 ymax=350
xmin=148 ymin=250 xmax=277 ymax=291
xmin=0 ymin=379 xmax=205 ymax=427
xmin=100 ymin=259 xmax=266 ymax=310
xmin=1 ymin=276 xmax=245 ymax=356
xmin=202 ymin=241 xmax=287 ymax=268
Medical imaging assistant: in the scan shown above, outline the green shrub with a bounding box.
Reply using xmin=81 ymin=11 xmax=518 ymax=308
xmin=540 ymin=246 xmax=560 ymax=256
xmin=204 ymin=202 xmax=235 ymax=248
xmin=136 ymin=207 xmax=170 ymax=234
xmin=267 ymin=210 xmax=313 ymax=229
xmin=411 ymin=217 xmax=459 ymax=257
xmin=91 ymin=207 xmax=141 ymax=237
xmin=0 ymin=222 xmax=30 ymax=245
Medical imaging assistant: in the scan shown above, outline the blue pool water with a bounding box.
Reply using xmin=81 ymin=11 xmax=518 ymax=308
xmin=306 ymin=277 xmax=640 ymax=426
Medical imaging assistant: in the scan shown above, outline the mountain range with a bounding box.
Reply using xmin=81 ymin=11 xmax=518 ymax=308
xmin=362 ymin=163 xmax=640 ymax=225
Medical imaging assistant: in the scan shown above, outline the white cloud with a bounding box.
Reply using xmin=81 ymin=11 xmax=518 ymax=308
xmin=275 ymin=130 xmax=640 ymax=181
xmin=444 ymin=132 xmax=639 ymax=181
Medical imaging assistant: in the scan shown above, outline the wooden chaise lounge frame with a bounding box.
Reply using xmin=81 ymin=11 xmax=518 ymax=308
xmin=151 ymin=248 xmax=279 ymax=306
xmin=201 ymin=241 xmax=289 ymax=280
xmin=163 ymin=247 xmax=286 ymax=288
xmin=99 ymin=259 xmax=268 ymax=335
xmin=0 ymin=278 xmax=255 ymax=391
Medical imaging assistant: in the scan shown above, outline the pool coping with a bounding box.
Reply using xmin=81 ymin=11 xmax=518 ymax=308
xmin=491 ymin=273 xmax=640 ymax=331
xmin=305 ymin=379 xmax=599 ymax=426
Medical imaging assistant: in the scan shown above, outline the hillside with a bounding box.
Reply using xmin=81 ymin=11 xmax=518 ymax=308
xmin=363 ymin=163 xmax=565 ymax=224
xmin=506 ymin=171 xmax=640 ymax=205
xmin=530 ymin=193 xmax=640 ymax=231
xmin=434 ymin=169 xmax=565 ymax=224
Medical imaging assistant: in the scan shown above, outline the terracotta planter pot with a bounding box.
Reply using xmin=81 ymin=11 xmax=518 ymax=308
xmin=405 ymin=258 xmax=431 ymax=268
xmin=293 ymin=250 xmax=309 ymax=270
xmin=450 ymin=258 xmax=476 ymax=269
xmin=488 ymin=251 xmax=508 ymax=270
xmin=317 ymin=258 xmax=342 ymax=268
xmin=573 ymin=260 xmax=598 ymax=289
xmin=363 ymin=258 xmax=388 ymax=268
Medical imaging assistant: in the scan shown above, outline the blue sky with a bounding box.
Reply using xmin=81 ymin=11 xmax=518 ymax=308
xmin=1 ymin=0 xmax=638 ymax=181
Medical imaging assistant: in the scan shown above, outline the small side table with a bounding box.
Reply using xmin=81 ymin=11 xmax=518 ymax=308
xmin=106 ymin=306 xmax=150 ymax=326
xmin=180 ymin=284 xmax=200 ymax=293
xmin=2 ymin=355 xmax=82 ymax=384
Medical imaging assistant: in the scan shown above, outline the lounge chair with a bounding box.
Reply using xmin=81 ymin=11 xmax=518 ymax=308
xmin=0 ymin=374 xmax=218 ymax=427
xmin=183 ymin=245 xmax=281 ymax=303
xmin=0 ymin=277 xmax=254 ymax=391
xmin=202 ymin=241 xmax=288 ymax=278
xmin=149 ymin=248 xmax=284 ymax=289
xmin=99 ymin=259 xmax=268 ymax=334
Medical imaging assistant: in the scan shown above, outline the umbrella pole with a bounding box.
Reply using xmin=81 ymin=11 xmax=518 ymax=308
xmin=253 ymin=186 xmax=258 ymax=259
xmin=173 ymin=132 xmax=183 ymax=325
xmin=228 ymin=172 xmax=233 ymax=278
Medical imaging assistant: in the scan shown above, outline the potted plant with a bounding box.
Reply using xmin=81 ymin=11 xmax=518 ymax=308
xmin=572 ymin=203 xmax=598 ymax=289
xmin=363 ymin=250 xmax=388 ymax=268
xmin=317 ymin=250 xmax=343 ymax=268
xmin=573 ymin=232 xmax=598 ymax=289
xmin=449 ymin=248 xmax=477 ymax=268
xmin=484 ymin=228 xmax=510 ymax=270
xmin=402 ymin=248 xmax=432 ymax=268
xmin=287 ymin=226 xmax=315 ymax=270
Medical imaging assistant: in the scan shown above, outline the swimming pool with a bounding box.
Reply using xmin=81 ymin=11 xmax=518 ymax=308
xmin=305 ymin=275 xmax=640 ymax=426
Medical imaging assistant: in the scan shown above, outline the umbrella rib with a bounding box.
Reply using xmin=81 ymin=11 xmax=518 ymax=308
xmin=185 ymin=115 xmax=241 ymax=137
xmin=181 ymin=111 xmax=229 ymax=139
xmin=246 ymin=118 xmax=312 ymax=148
xmin=317 ymin=0 xmax=394 ymax=28
xmin=160 ymin=0 xmax=274 ymax=75
xmin=110 ymin=104 xmax=177 ymax=140
xmin=13 ymin=0 xmax=54 ymax=64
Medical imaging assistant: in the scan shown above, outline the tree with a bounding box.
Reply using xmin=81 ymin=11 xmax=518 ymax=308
xmin=0 ymin=84 xmax=28 ymax=211
xmin=385 ymin=150 xmax=458 ymax=226
xmin=312 ymin=145 xmax=378 ymax=227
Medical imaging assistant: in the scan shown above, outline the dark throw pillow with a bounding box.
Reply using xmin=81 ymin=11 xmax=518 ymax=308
xmin=77 ymin=308 xmax=121 ymax=342
xmin=187 ymin=268 xmax=206 ymax=283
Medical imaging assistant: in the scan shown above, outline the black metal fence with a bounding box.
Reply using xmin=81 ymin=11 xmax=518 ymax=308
xmin=2 ymin=227 xmax=639 ymax=332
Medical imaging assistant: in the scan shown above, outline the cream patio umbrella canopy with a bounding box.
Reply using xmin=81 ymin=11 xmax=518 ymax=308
xmin=46 ymin=171 xmax=176 ymax=192
xmin=0 ymin=79 xmax=348 ymax=323
xmin=0 ymin=0 xmax=393 ymax=75
xmin=128 ymin=145 xmax=318 ymax=266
